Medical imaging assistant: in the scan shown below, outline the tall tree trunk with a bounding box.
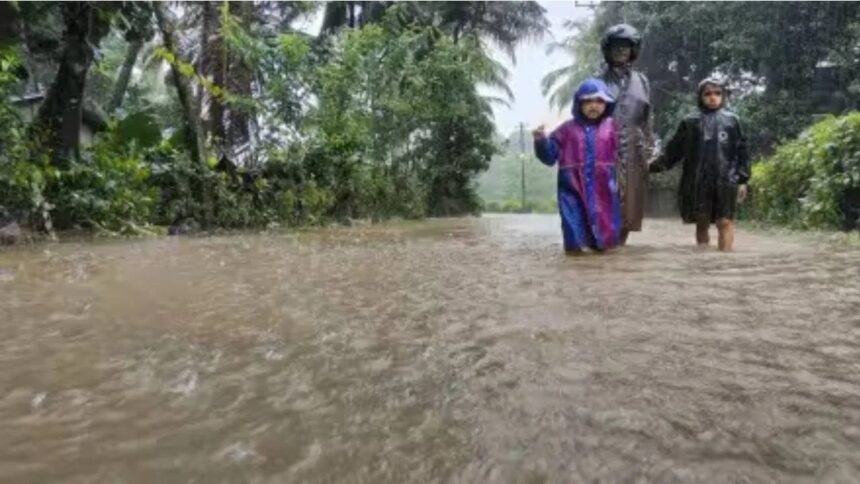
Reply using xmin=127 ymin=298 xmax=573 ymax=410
xmin=0 ymin=2 xmax=21 ymax=46
xmin=33 ymin=2 xmax=111 ymax=164
xmin=107 ymin=39 xmax=143 ymax=114
xmin=348 ymin=2 xmax=357 ymax=28
xmin=154 ymin=4 xmax=205 ymax=164
xmin=154 ymin=2 xmax=213 ymax=226
xmin=202 ymin=1 xmax=227 ymax=148
xmin=321 ymin=3 xmax=347 ymax=34
xmin=227 ymin=1 xmax=254 ymax=156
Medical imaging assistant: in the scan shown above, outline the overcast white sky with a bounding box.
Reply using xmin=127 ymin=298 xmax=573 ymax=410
xmin=295 ymin=1 xmax=595 ymax=136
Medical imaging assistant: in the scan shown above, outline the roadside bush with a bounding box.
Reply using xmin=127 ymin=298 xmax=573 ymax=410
xmin=749 ymin=112 xmax=860 ymax=230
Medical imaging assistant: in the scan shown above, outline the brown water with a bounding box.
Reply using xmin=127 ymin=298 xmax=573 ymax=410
xmin=1 ymin=215 xmax=859 ymax=483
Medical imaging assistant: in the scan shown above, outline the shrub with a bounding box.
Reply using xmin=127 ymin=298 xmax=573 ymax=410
xmin=749 ymin=112 xmax=860 ymax=230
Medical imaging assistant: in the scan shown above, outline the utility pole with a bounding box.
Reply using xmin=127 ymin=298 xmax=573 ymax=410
xmin=518 ymin=122 xmax=527 ymax=213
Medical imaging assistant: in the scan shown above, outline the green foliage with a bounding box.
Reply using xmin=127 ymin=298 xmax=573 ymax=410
xmin=0 ymin=45 xmax=54 ymax=230
xmin=48 ymin=131 xmax=157 ymax=234
xmin=114 ymin=110 xmax=162 ymax=149
xmin=750 ymin=112 xmax=860 ymax=230
xmin=733 ymin=94 xmax=815 ymax=158
xmin=298 ymin=21 xmax=498 ymax=219
xmin=1 ymin=117 xmax=156 ymax=234
xmin=1 ymin=2 xmax=538 ymax=238
xmin=0 ymin=134 xmax=55 ymax=231
xmin=147 ymin=145 xmax=218 ymax=228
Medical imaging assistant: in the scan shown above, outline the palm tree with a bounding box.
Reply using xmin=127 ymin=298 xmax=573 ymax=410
xmin=541 ymin=18 xmax=602 ymax=111
xmin=430 ymin=1 xmax=548 ymax=64
xmin=319 ymin=2 xmax=549 ymax=62
xmin=415 ymin=2 xmax=549 ymax=108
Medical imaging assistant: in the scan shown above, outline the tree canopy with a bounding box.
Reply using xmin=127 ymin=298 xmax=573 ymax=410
xmin=0 ymin=1 xmax=547 ymax=235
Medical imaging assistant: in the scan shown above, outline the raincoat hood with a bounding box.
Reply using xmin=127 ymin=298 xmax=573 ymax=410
xmin=697 ymin=77 xmax=727 ymax=111
xmin=572 ymin=78 xmax=616 ymax=123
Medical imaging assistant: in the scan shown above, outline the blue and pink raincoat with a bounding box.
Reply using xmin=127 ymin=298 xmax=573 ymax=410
xmin=534 ymin=79 xmax=623 ymax=252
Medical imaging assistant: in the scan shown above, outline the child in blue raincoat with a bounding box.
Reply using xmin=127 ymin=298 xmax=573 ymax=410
xmin=533 ymin=79 xmax=623 ymax=253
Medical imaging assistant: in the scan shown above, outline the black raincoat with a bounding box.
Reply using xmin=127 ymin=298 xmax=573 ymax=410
xmin=649 ymin=81 xmax=751 ymax=223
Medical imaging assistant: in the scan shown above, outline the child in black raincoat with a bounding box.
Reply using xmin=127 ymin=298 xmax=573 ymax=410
xmin=648 ymin=78 xmax=750 ymax=251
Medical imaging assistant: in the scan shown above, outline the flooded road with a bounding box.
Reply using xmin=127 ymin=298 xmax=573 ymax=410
xmin=1 ymin=214 xmax=859 ymax=483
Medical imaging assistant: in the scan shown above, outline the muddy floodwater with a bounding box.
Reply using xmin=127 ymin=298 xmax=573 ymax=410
xmin=1 ymin=214 xmax=859 ymax=483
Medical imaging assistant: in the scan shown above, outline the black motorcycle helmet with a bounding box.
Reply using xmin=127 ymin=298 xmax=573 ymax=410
xmin=601 ymin=24 xmax=642 ymax=63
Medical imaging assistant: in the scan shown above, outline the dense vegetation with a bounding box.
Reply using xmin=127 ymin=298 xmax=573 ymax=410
xmin=0 ymin=1 xmax=547 ymax=237
xmin=749 ymin=113 xmax=860 ymax=230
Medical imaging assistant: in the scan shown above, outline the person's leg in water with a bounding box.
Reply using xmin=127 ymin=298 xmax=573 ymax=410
xmin=567 ymin=231 xmax=593 ymax=255
xmin=716 ymin=218 xmax=735 ymax=251
xmin=713 ymin=183 xmax=738 ymax=252
xmin=696 ymin=216 xmax=710 ymax=246
xmin=696 ymin=186 xmax=722 ymax=247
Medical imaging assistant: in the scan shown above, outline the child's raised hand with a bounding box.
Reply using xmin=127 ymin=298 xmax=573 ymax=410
xmin=532 ymin=125 xmax=546 ymax=140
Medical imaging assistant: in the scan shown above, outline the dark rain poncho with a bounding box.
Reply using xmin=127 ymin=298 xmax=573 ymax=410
xmin=649 ymin=81 xmax=751 ymax=223
xmin=599 ymin=65 xmax=655 ymax=232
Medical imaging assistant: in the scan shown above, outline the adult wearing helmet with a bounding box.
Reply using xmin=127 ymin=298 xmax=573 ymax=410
xmin=598 ymin=23 xmax=655 ymax=245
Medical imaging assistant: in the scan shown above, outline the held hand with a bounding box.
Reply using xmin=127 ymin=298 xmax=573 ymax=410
xmin=737 ymin=184 xmax=748 ymax=203
xmin=532 ymin=125 xmax=546 ymax=140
